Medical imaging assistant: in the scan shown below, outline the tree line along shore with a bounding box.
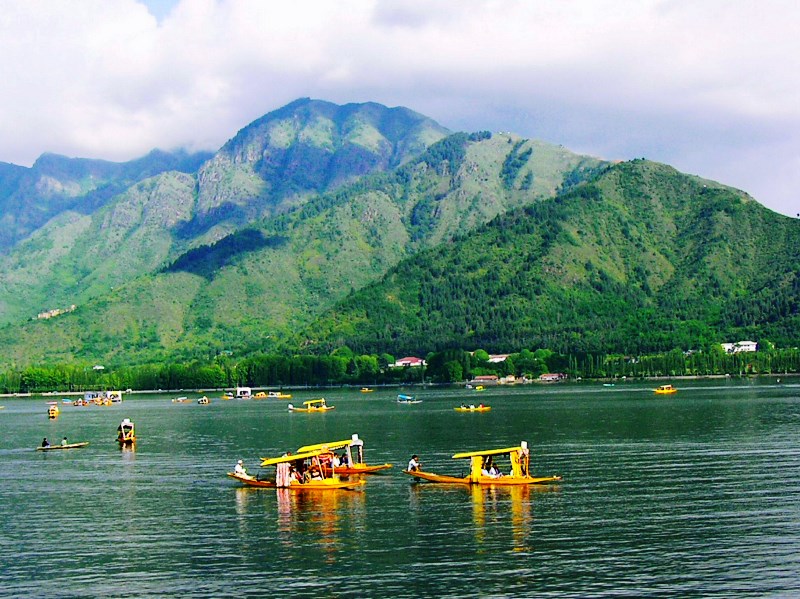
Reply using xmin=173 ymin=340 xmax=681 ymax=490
xmin=1 ymin=345 xmax=798 ymax=395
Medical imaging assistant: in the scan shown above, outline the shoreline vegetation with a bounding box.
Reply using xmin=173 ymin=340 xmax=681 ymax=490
xmin=1 ymin=346 xmax=798 ymax=395
xmin=0 ymin=371 xmax=797 ymax=399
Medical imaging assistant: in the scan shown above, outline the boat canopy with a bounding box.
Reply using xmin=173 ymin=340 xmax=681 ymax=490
xmin=297 ymin=434 xmax=363 ymax=454
xmin=303 ymin=399 xmax=327 ymax=406
xmin=452 ymin=444 xmax=527 ymax=459
xmin=260 ymin=449 xmax=326 ymax=467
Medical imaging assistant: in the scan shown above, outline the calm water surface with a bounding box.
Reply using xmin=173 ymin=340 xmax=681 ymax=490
xmin=1 ymin=379 xmax=800 ymax=597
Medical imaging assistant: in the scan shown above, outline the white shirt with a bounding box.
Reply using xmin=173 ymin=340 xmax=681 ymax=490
xmin=408 ymin=457 xmax=420 ymax=471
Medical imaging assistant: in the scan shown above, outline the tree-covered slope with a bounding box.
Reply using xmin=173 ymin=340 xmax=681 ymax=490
xmin=0 ymin=149 xmax=211 ymax=252
xmin=0 ymin=130 xmax=604 ymax=366
xmin=186 ymin=98 xmax=450 ymax=241
xmin=0 ymin=99 xmax=451 ymax=327
xmin=301 ymin=160 xmax=800 ymax=356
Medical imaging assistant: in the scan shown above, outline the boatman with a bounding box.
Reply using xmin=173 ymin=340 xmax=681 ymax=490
xmin=234 ymin=459 xmax=248 ymax=477
xmin=41 ymin=437 xmax=50 ymax=448
xmin=407 ymin=454 xmax=421 ymax=472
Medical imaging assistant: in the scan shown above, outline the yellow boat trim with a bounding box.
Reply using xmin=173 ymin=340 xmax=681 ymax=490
xmin=260 ymin=449 xmax=326 ymax=466
xmin=296 ymin=439 xmax=353 ymax=453
xmin=303 ymin=399 xmax=327 ymax=406
xmin=451 ymin=446 xmax=525 ymax=459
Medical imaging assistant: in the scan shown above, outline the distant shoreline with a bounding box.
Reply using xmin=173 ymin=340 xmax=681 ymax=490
xmin=1 ymin=372 xmax=796 ymax=398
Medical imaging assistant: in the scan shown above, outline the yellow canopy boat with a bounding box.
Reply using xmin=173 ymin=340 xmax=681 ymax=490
xmin=268 ymin=391 xmax=292 ymax=399
xmin=655 ymin=384 xmax=677 ymax=394
xmin=403 ymin=441 xmax=561 ymax=486
xmin=228 ymin=448 xmax=365 ymax=490
xmin=455 ymin=404 xmax=491 ymax=412
xmin=360 ymin=387 xmax=374 ymax=393
xmin=288 ymin=398 xmax=334 ymax=412
xmin=296 ymin=434 xmax=392 ymax=475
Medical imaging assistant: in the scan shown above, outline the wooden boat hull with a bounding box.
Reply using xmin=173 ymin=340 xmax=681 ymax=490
xmin=36 ymin=442 xmax=89 ymax=451
xmin=454 ymin=407 xmax=491 ymax=412
xmin=402 ymin=470 xmax=561 ymax=486
xmin=322 ymin=463 xmax=393 ymax=476
xmin=289 ymin=406 xmax=335 ymax=412
xmin=227 ymin=472 xmax=365 ymax=490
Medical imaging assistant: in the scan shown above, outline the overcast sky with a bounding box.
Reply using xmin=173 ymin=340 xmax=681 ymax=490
xmin=1 ymin=0 xmax=797 ymax=216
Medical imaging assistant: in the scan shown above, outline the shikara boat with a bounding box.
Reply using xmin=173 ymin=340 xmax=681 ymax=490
xmin=36 ymin=442 xmax=89 ymax=451
xmin=47 ymin=405 xmax=59 ymax=418
xmin=403 ymin=441 xmax=561 ymax=486
xmin=360 ymin=387 xmax=374 ymax=393
xmin=397 ymin=394 xmax=421 ymax=404
xmin=655 ymin=384 xmax=678 ymax=394
xmin=288 ymin=399 xmax=334 ymax=412
xmin=117 ymin=418 xmax=136 ymax=445
xmin=197 ymin=396 xmax=210 ymax=405
xmin=268 ymin=391 xmax=292 ymax=399
xmin=296 ymin=434 xmax=392 ymax=476
xmin=227 ymin=448 xmax=365 ymax=490
xmin=455 ymin=404 xmax=491 ymax=412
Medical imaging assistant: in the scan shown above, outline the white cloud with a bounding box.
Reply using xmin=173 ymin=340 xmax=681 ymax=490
xmin=0 ymin=0 xmax=797 ymax=216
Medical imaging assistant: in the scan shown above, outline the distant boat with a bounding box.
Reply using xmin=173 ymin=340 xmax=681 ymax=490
xmin=288 ymin=399 xmax=334 ymax=412
xmin=397 ymin=394 xmax=421 ymax=404
xmin=655 ymin=385 xmax=677 ymax=394
xmin=36 ymin=442 xmax=89 ymax=451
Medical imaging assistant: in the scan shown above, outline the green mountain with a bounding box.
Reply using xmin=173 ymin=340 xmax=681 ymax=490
xmin=302 ymin=160 xmax=800 ymax=356
xmin=0 ymin=122 xmax=603 ymax=366
xmin=0 ymin=149 xmax=212 ymax=251
xmin=0 ymin=99 xmax=450 ymax=328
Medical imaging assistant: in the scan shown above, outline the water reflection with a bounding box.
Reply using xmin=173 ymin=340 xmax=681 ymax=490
xmin=409 ymin=482 xmax=559 ymax=553
xmin=235 ymin=487 xmax=366 ymax=563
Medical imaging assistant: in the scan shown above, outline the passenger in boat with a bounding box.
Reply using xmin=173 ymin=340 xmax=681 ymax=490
xmin=61 ymin=437 xmax=68 ymax=446
xmin=460 ymin=403 xmax=466 ymax=408
xmin=41 ymin=437 xmax=50 ymax=448
xmin=483 ymin=457 xmax=501 ymax=478
xmin=309 ymin=465 xmax=323 ymax=480
xmin=340 ymin=452 xmax=349 ymax=467
xmin=234 ymin=460 xmax=248 ymax=477
xmin=332 ymin=454 xmax=341 ymax=468
xmin=407 ymin=454 xmax=421 ymax=472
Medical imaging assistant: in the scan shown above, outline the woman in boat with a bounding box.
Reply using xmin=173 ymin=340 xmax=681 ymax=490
xmin=407 ymin=454 xmax=421 ymax=472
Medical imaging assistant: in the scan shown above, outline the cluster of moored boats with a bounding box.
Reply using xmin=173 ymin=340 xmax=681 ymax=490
xmin=227 ymin=434 xmax=561 ymax=491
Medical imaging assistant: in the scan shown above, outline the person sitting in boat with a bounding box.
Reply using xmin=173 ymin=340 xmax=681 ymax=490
xmin=407 ymin=454 xmax=421 ymax=472
xmin=41 ymin=437 xmax=50 ymax=448
xmin=460 ymin=403 xmax=466 ymax=408
xmin=309 ymin=465 xmax=323 ymax=480
xmin=332 ymin=454 xmax=341 ymax=468
xmin=61 ymin=437 xmax=68 ymax=446
xmin=234 ymin=460 xmax=248 ymax=478
xmin=469 ymin=404 xmax=476 ymax=409
xmin=483 ymin=457 xmax=501 ymax=478
xmin=340 ymin=451 xmax=349 ymax=467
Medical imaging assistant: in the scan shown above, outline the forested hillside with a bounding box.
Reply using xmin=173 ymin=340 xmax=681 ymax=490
xmin=302 ymin=160 xmax=800 ymax=355
xmin=0 ymin=99 xmax=450 ymax=328
xmin=0 ymin=127 xmax=603 ymax=367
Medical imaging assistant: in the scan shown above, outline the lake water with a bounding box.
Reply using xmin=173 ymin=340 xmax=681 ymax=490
xmin=1 ymin=379 xmax=800 ymax=598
